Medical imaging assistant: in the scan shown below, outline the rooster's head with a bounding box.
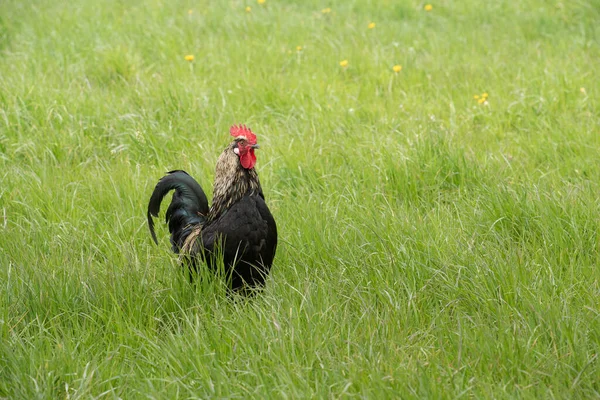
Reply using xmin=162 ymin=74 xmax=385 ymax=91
xmin=230 ymin=125 xmax=259 ymax=169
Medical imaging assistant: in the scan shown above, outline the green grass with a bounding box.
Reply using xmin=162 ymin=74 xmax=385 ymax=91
xmin=1 ymin=0 xmax=599 ymax=397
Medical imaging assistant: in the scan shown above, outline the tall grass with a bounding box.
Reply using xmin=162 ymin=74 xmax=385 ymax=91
xmin=1 ymin=0 xmax=599 ymax=397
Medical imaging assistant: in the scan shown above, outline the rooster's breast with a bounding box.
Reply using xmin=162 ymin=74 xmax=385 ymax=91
xmin=201 ymin=194 xmax=277 ymax=288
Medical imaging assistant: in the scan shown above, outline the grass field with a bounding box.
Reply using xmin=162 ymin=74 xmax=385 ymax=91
xmin=1 ymin=0 xmax=599 ymax=397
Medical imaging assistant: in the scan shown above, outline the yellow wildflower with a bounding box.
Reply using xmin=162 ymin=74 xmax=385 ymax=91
xmin=339 ymin=59 xmax=349 ymax=68
xmin=296 ymin=46 xmax=303 ymax=52
xmin=368 ymin=22 xmax=376 ymax=29
xmin=424 ymin=4 xmax=433 ymax=11
xmin=393 ymin=65 xmax=402 ymax=73
xmin=580 ymin=87 xmax=586 ymax=94
xmin=322 ymin=7 xmax=332 ymax=14
xmin=246 ymin=6 xmax=251 ymax=12
xmin=474 ymin=92 xmax=489 ymax=103
xmin=184 ymin=55 xmax=194 ymax=62
xmin=258 ymin=0 xmax=266 ymax=4
xmin=188 ymin=9 xmax=193 ymax=15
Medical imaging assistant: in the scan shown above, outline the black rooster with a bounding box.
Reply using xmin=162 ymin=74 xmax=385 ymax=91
xmin=147 ymin=125 xmax=277 ymax=290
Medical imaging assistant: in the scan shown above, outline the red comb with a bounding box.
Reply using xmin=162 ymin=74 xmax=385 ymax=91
xmin=230 ymin=124 xmax=257 ymax=144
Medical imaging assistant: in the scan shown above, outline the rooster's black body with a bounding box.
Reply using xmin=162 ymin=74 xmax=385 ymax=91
xmin=147 ymin=126 xmax=277 ymax=290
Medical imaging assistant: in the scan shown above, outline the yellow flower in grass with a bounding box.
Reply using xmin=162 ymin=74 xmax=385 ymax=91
xmin=258 ymin=0 xmax=266 ymax=4
xmin=473 ymin=92 xmax=489 ymax=105
xmin=424 ymin=4 xmax=433 ymax=11
xmin=322 ymin=7 xmax=332 ymax=14
xmin=474 ymin=92 xmax=488 ymax=103
xmin=580 ymin=87 xmax=586 ymax=94
xmin=296 ymin=46 xmax=303 ymax=52
xmin=368 ymin=22 xmax=376 ymax=29
xmin=246 ymin=6 xmax=251 ymax=12
xmin=393 ymin=65 xmax=402 ymax=73
xmin=188 ymin=9 xmax=193 ymax=15
xmin=184 ymin=54 xmax=194 ymax=62
xmin=339 ymin=59 xmax=349 ymax=68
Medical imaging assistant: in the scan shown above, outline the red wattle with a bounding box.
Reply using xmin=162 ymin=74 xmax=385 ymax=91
xmin=240 ymin=150 xmax=256 ymax=169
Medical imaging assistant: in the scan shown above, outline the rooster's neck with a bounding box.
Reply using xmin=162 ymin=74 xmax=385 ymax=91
xmin=208 ymin=148 xmax=262 ymax=222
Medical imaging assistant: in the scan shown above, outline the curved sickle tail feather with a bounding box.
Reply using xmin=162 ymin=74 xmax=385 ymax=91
xmin=147 ymin=170 xmax=209 ymax=252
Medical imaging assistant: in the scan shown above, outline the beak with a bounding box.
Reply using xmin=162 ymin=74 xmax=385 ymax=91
xmin=251 ymin=144 xmax=260 ymax=149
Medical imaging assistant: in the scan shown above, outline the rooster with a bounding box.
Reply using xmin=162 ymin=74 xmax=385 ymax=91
xmin=147 ymin=125 xmax=277 ymax=291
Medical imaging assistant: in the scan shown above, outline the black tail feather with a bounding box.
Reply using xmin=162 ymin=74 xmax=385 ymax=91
xmin=147 ymin=170 xmax=209 ymax=250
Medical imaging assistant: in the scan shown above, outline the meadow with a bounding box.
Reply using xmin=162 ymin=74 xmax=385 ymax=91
xmin=1 ymin=0 xmax=599 ymax=397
